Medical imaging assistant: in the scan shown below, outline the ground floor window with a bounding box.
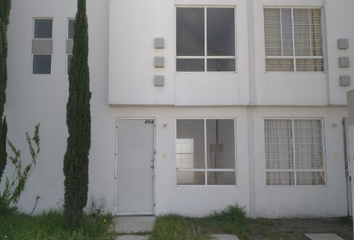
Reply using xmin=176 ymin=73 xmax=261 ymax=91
xmin=264 ymin=119 xmax=325 ymax=186
xmin=176 ymin=119 xmax=236 ymax=185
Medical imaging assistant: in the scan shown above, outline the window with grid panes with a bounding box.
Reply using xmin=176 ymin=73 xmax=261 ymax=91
xmin=264 ymin=8 xmax=323 ymax=72
xmin=264 ymin=119 xmax=325 ymax=186
xmin=176 ymin=7 xmax=236 ymax=72
xmin=176 ymin=119 xmax=236 ymax=185
xmin=33 ymin=19 xmax=53 ymax=74
xmin=67 ymin=19 xmax=75 ymax=74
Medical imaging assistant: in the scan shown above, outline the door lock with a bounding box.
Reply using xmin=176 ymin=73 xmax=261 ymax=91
xmin=151 ymin=165 xmax=154 ymax=169
xmin=151 ymin=158 xmax=155 ymax=162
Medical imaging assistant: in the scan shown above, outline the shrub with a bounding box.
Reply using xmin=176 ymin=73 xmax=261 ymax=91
xmin=0 ymin=124 xmax=40 ymax=215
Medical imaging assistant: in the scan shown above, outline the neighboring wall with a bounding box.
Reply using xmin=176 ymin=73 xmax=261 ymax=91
xmin=4 ymin=0 xmax=112 ymax=213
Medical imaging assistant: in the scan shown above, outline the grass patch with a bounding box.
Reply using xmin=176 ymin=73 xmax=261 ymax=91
xmin=0 ymin=209 xmax=116 ymax=240
xmin=338 ymin=216 xmax=353 ymax=226
xmin=150 ymin=204 xmax=253 ymax=240
xmin=199 ymin=204 xmax=252 ymax=239
xmin=150 ymin=214 xmax=210 ymax=240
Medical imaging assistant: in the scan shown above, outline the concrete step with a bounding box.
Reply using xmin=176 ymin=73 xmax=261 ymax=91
xmin=305 ymin=233 xmax=345 ymax=240
xmin=116 ymin=236 xmax=149 ymax=240
xmin=112 ymin=216 xmax=156 ymax=233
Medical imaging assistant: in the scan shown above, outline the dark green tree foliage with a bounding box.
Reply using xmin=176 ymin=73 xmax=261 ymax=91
xmin=63 ymin=0 xmax=91 ymax=227
xmin=0 ymin=0 xmax=11 ymax=182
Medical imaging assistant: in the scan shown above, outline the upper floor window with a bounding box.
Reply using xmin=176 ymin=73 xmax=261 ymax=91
xmin=33 ymin=18 xmax=53 ymax=74
xmin=67 ymin=19 xmax=75 ymax=74
xmin=264 ymin=8 xmax=323 ymax=72
xmin=176 ymin=7 xmax=236 ymax=72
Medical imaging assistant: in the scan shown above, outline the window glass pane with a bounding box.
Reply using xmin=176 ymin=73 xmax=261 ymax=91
xmin=281 ymin=9 xmax=293 ymax=56
xmin=207 ymin=59 xmax=235 ymax=71
xmin=177 ymin=59 xmax=204 ymax=72
xmin=177 ymin=8 xmax=204 ymax=56
xmin=294 ymin=120 xmax=323 ymax=170
xmin=68 ymin=19 xmax=75 ymax=39
xmin=264 ymin=9 xmax=281 ymax=56
xmin=264 ymin=120 xmax=294 ymax=170
xmin=296 ymin=172 xmax=325 ymax=185
xmin=67 ymin=54 xmax=73 ymax=74
xmin=266 ymin=59 xmax=294 ymax=71
xmin=176 ymin=139 xmax=195 ymax=169
xmin=293 ymin=9 xmax=311 ymax=56
xmin=266 ymin=172 xmax=294 ymax=185
xmin=207 ymin=8 xmax=235 ymax=56
xmin=296 ymin=59 xmax=323 ymax=72
xmin=310 ymin=9 xmax=322 ymax=56
xmin=34 ymin=19 xmax=53 ymax=38
xmin=207 ymin=172 xmax=235 ymax=185
xmin=33 ymin=55 xmax=51 ymax=74
xmin=177 ymin=171 xmax=205 ymax=185
xmin=206 ymin=120 xmax=235 ymax=169
xmin=177 ymin=120 xmax=205 ymax=168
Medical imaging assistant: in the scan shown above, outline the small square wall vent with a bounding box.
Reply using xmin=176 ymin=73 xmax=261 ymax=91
xmin=155 ymin=38 xmax=164 ymax=49
xmin=154 ymin=76 xmax=164 ymax=86
xmin=340 ymin=76 xmax=351 ymax=86
xmin=338 ymin=39 xmax=349 ymax=49
xmin=154 ymin=57 xmax=164 ymax=68
xmin=339 ymin=57 xmax=350 ymax=68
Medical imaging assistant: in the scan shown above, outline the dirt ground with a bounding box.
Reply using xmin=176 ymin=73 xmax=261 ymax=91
xmin=249 ymin=218 xmax=353 ymax=240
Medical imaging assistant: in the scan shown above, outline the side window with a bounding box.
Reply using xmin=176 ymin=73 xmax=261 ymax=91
xmin=176 ymin=7 xmax=236 ymax=72
xmin=264 ymin=8 xmax=323 ymax=72
xmin=32 ymin=18 xmax=53 ymax=74
xmin=67 ymin=19 xmax=75 ymax=74
xmin=176 ymin=119 xmax=236 ymax=185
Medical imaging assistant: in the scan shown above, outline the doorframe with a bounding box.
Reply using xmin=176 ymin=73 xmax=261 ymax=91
xmin=114 ymin=118 xmax=156 ymax=216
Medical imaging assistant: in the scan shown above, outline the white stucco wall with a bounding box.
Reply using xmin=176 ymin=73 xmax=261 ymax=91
xmin=253 ymin=107 xmax=348 ymax=218
xmin=253 ymin=0 xmax=354 ymax=106
xmin=1 ymin=0 xmax=350 ymax=218
xmin=108 ymin=0 xmax=250 ymax=106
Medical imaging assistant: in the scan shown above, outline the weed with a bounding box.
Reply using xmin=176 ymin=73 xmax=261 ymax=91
xmin=150 ymin=214 xmax=211 ymax=240
xmin=338 ymin=216 xmax=352 ymax=226
xmin=0 ymin=209 xmax=116 ymax=240
xmin=200 ymin=204 xmax=252 ymax=239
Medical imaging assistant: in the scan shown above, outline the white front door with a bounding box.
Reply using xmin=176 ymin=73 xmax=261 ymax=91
xmin=116 ymin=119 xmax=155 ymax=215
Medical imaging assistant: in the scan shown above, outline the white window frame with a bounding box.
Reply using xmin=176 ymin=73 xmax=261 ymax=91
xmin=264 ymin=118 xmax=326 ymax=186
xmin=176 ymin=6 xmax=237 ymax=72
xmin=175 ymin=118 xmax=237 ymax=186
xmin=264 ymin=7 xmax=324 ymax=72
xmin=32 ymin=18 xmax=53 ymax=75
xmin=33 ymin=18 xmax=53 ymax=40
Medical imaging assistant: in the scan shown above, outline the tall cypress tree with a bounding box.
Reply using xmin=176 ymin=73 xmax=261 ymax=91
xmin=63 ymin=0 xmax=91 ymax=227
xmin=0 ymin=0 xmax=11 ymax=183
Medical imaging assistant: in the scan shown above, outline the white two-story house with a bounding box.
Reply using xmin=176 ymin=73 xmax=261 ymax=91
xmin=2 ymin=0 xmax=354 ymax=218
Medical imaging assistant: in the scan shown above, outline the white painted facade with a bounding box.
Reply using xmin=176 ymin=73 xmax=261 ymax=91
xmin=2 ymin=0 xmax=354 ymax=218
